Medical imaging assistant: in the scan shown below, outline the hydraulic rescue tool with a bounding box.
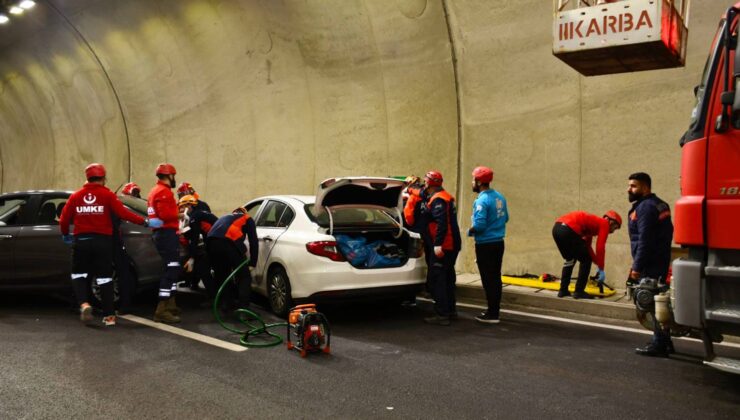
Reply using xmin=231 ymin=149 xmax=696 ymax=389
xmin=286 ymin=304 xmax=331 ymax=357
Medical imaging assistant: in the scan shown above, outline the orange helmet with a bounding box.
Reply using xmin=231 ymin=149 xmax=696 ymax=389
xmin=604 ymin=210 xmax=622 ymax=228
xmin=472 ymin=166 xmax=494 ymax=184
xmin=178 ymin=194 xmax=198 ymax=208
xmin=85 ymin=163 xmax=106 ymax=179
xmin=121 ymin=182 xmax=140 ymax=196
xmin=155 ymin=163 xmax=177 ymax=176
xmin=425 ymin=170 xmax=443 ymax=187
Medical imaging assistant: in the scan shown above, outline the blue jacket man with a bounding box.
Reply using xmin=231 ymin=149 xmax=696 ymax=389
xmin=469 ymin=166 xmax=509 ymax=324
xmin=628 ymin=172 xmax=675 ymax=358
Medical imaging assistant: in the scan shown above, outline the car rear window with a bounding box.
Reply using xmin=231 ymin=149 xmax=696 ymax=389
xmin=304 ymin=204 xmax=397 ymax=228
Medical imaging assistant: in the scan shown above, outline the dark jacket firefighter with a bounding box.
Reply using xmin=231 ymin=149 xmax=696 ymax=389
xmin=628 ymin=193 xmax=674 ymax=280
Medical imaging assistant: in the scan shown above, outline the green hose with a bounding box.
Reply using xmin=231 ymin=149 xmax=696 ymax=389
xmin=212 ymin=259 xmax=287 ymax=348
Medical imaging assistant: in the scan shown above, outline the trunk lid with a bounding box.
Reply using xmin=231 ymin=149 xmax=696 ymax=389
xmin=313 ymin=177 xmax=405 ymax=235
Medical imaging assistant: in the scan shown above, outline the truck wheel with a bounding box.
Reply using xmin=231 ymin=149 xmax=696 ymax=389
xmin=267 ymin=266 xmax=292 ymax=317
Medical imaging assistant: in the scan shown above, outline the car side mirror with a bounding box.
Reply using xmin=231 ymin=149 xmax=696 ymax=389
xmin=0 ymin=221 xmax=6 ymax=227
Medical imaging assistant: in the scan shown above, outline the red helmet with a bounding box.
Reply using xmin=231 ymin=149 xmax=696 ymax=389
xmin=425 ymin=170 xmax=443 ymax=187
xmin=604 ymin=210 xmax=623 ymax=228
xmin=156 ymin=163 xmax=177 ymax=176
xmin=472 ymin=166 xmax=494 ymax=184
xmin=85 ymin=163 xmax=106 ymax=179
xmin=121 ymin=182 xmax=140 ymax=196
xmin=177 ymin=182 xmax=194 ymax=195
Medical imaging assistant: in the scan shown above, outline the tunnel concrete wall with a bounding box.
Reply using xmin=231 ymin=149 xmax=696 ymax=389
xmin=0 ymin=0 xmax=732 ymax=280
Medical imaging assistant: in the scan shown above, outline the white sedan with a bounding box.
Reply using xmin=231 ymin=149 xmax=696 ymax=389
xmin=243 ymin=177 xmax=426 ymax=316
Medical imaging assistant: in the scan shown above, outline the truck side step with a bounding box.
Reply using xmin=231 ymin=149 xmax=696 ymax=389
xmin=705 ymin=265 xmax=740 ymax=278
xmin=704 ymin=357 xmax=740 ymax=375
xmin=705 ymin=306 xmax=740 ymax=323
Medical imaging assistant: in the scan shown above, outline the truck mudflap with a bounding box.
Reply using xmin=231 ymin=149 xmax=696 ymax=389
xmin=671 ymin=258 xmax=703 ymax=328
xmin=704 ymin=357 xmax=740 ymax=375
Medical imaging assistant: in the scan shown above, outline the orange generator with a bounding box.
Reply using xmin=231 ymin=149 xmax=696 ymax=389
xmin=286 ymin=304 xmax=331 ymax=357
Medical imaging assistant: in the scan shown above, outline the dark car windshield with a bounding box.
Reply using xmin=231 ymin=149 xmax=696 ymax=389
xmin=119 ymin=195 xmax=148 ymax=216
xmin=304 ymin=204 xmax=397 ymax=228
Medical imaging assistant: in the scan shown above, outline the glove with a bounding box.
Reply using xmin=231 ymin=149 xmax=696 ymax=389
xmin=596 ymin=269 xmax=606 ymax=283
xmin=434 ymin=246 xmax=444 ymax=258
xmin=629 ymin=269 xmax=641 ymax=280
xmin=146 ymin=218 xmax=164 ymax=228
xmin=62 ymin=234 xmax=73 ymax=245
xmin=183 ymin=258 xmax=195 ymax=273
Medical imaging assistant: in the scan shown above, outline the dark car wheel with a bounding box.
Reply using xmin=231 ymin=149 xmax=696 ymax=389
xmin=267 ymin=266 xmax=292 ymax=317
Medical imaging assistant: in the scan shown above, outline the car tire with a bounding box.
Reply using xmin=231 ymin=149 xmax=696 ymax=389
xmin=267 ymin=266 xmax=292 ymax=317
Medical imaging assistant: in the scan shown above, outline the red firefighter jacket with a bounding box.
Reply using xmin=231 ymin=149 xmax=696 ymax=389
xmin=60 ymin=183 xmax=145 ymax=236
xmin=556 ymin=211 xmax=610 ymax=269
xmin=147 ymin=180 xmax=179 ymax=230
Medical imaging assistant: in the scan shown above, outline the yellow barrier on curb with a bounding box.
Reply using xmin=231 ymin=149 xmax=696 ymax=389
xmin=502 ymin=275 xmax=616 ymax=298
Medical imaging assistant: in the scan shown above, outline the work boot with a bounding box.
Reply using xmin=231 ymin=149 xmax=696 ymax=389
xmin=154 ymin=301 xmax=181 ymax=324
xmin=423 ymin=315 xmax=451 ymax=326
xmin=557 ymin=289 xmax=571 ymax=298
xmin=572 ymin=291 xmax=594 ymax=300
xmin=166 ymin=297 xmax=181 ymax=316
xmin=635 ymin=343 xmax=670 ymax=358
xmin=80 ymin=303 xmax=94 ymax=323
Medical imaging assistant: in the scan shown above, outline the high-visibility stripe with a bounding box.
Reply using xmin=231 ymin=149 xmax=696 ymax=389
xmin=71 ymin=273 xmax=87 ymax=279
xmin=96 ymin=277 xmax=113 ymax=285
xmin=167 ymin=262 xmax=180 ymax=267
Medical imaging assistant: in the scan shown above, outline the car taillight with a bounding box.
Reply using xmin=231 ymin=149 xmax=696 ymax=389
xmin=306 ymin=241 xmax=346 ymax=262
xmin=409 ymin=237 xmax=424 ymax=258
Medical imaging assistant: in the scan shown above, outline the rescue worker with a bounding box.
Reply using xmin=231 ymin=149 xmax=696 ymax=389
xmin=121 ymin=182 xmax=141 ymax=199
xmin=206 ymin=207 xmax=259 ymax=313
xmin=402 ymin=175 xmax=425 ymax=232
xmin=176 ymin=183 xmax=211 ymax=289
xmin=627 ymin=172 xmax=675 ymax=357
xmin=59 ymin=163 xmax=162 ymax=326
xmin=402 ymin=176 xmax=433 ymax=281
xmin=468 ymin=166 xmax=509 ymax=324
xmin=147 ymin=163 xmax=182 ymax=323
xmin=178 ymin=195 xmax=218 ymax=298
xmin=177 ymin=182 xmax=211 ymax=213
xmin=421 ymin=170 xmax=462 ymax=326
xmin=552 ymin=209 xmax=622 ymax=299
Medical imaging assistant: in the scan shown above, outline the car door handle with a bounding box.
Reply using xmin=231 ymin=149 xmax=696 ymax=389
xmin=0 ymin=234 xmax=12 ymax=239
xmin=262 ymin=236 xmax=273 ymax=242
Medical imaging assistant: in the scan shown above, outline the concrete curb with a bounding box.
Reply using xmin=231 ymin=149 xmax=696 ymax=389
xmin=457 ymin=283 xmax=637 ymax=321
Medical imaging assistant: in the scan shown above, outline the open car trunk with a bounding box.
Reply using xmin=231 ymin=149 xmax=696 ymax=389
xmin=310 ymin=177 xmax=419 ymax=268
xmin=332 ymin=228 xmax=416 ymax=269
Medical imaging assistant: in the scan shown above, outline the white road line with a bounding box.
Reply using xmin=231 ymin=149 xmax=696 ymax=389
xmin=120 ymin=314 xmax=247 ymax=352
xmin=420 ymin=298 xmax=740 ymax=350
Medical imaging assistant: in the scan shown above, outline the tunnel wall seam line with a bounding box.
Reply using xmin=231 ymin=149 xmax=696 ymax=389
xmin=441 ymin=0 xmax=463 ymax=200
xmin=46 ymin=0 xmax=132 ymax=181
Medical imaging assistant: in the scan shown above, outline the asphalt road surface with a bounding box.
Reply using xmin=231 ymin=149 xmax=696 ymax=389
xmin=1 ymin=291 xmax=739 ymax=419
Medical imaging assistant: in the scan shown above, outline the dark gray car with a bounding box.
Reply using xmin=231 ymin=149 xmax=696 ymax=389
xmin=0 ymin=190 xmax=161 ymax=291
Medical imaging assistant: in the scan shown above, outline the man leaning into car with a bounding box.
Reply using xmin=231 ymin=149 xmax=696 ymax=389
xmin=59 ymin=163 xmax=162 ymax=327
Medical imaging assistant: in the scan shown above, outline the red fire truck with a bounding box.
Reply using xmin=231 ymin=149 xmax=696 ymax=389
xmin=554 ymin=1 xmax=740 ymax=373
xmin=672 ymin=2 xmax=740 ymax=373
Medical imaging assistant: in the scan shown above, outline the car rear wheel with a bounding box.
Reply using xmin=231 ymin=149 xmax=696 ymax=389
xmin=267 ymin=266 xmax=292 ymax=317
